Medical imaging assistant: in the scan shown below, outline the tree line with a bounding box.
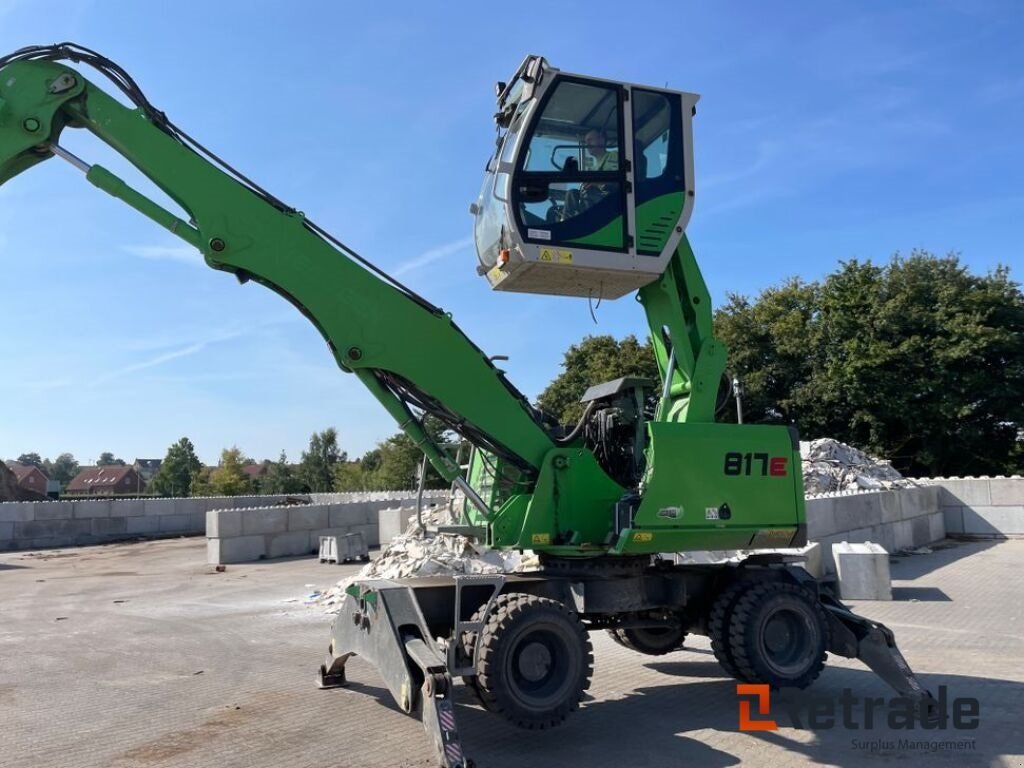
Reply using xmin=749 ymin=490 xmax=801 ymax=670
xmin=537 ymin=251 xmax=1023 ymax=477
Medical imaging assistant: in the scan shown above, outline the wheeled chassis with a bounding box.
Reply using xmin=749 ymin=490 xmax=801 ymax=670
xmin=317 ymin=557 xmax=933 ymax=768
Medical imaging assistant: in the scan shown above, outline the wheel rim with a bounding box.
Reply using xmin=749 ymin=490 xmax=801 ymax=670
xmin=758 ymin=604 xmax=816 ymax=676
xmin=505 ymin=623 xmax=576 ymax=710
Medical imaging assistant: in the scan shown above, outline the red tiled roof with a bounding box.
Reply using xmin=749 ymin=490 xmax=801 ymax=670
xmin=66 ymin=465 xmax=139 ymax=492
xmin=5 ymin=462 xmax=47 ymax=487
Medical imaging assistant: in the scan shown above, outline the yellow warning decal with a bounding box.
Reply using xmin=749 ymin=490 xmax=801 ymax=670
xmin=487 ymin=265 xmax=508 ymax=285
xmin=540 ymin=248 xmax=554 ymax=262
xmin=558 ymin=250 xmax=573 ymax=263
xmin=531 ymin=533 xmax=551 ymax=545
xmin=632 ymin=531 xmax=653 ymax=543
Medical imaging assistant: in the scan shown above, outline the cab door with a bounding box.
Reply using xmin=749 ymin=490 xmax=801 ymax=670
xmin=511 ymin=77 xmax=629 ymax=253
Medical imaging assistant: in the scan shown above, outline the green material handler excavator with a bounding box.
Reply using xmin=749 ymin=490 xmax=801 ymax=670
xmin=0 ymin=44 xmax=934 ymax=768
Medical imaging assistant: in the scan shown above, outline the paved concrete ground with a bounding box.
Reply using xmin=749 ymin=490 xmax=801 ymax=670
xmin=1 ymin=537 xmax=1021 ymax=767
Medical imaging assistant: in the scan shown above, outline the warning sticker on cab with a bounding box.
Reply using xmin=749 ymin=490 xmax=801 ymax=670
xmin=539 ymin=248 xmax=573 ymax=264
xmin=531 ymin=533 xmax=551 ymax=545
xmin=528 ymin=228 xmax=552 ymax=241
xmin=632 ymin=531 xmax=653 ymax=542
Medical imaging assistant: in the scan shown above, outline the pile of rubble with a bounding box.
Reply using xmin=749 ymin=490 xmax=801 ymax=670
xmin=314 ymin=505 xmax=527 ymax=614
xmin=800 ymin=438 xmax=914 ymax=495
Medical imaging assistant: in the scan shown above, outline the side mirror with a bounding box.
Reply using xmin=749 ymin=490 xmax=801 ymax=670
xmin=495 ymin=81 xmax=507 ymax=98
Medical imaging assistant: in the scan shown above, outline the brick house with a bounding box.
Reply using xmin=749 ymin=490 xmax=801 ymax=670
xmin=4 ymin=461 xmax=49 ymax=496
xmin=66 ymin=465 xmax=146 ymax=497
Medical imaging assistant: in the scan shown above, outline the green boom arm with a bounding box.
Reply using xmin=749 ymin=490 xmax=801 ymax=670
xmin=0 ymin=49 xmax=557 ymax=486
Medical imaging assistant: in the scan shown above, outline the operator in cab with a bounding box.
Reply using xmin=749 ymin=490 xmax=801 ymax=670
xmin=564 ymin=128 xmax=619 ymax=219
xmin=584 ymin=128 xmax=618 ymax=172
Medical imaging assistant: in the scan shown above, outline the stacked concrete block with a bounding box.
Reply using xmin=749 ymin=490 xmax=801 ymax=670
xmin=0 ymin=493 xmax=319 ymax=552
xmin=919 ymin=477 xmax=1023 ymax=537
xmin=205 ymin=494 xmax=439 ymax=565
xmin=806 ymin=486 xmax=944 ymax=573
xmin=833 ymin=541 xmax=892 ymax=600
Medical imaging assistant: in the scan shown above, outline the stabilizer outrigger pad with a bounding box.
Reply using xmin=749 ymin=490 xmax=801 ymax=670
xmin=819 ymin=590 xmax=937 ymax=715
xmin=318 ymin=580 xmax=470 ymax=768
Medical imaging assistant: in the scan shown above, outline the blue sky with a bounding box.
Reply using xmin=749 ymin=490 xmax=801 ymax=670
xmin=1 ymin=1 xmax=1021 ymax=465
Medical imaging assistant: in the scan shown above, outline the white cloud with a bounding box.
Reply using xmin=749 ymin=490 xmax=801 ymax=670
xmin=122 ymin=244 xmax=203 ymax=265
xmin=392 ymin=236 xmax=474 ymax=277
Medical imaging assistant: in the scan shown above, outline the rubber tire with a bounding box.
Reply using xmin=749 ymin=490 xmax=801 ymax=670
xmin=475 ymin=593 xmax=593 ymax=729
xmin=707 ymin=580 xmax=752 ymax=681
xmin=461 ymin=594 xmax=517 ymax=709
xmin=727 ymin=581 xmax=829 ymax=689
xmin=607 ymin=626 xmax=687 ymax=655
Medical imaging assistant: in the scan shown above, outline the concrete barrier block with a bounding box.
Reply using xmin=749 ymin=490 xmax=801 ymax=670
xmin=126 ymin=516 xmax=160 ymax=535
xmin=928 ymin=511 xmax=945 ymax=543
xmin=28 ymin=536 xmax=75 ymax=549
xmin=989 ymin=479 xmax=1024 ymax=506
xmin=188 ymin=511 xmax=206 ymax=532
xmin=962 ymin=506 xmax=1024 ymax=536
xmin=0 ymin=521 xmax=14 ymax=540
xmin=267 ymin=531 xmax=312 ymax=559
xmin=879 ymin=492 xmax=902 ymax=524
xmin=943 ymin=506 xmax=964 ymax=534
xmin=936 ymin=478 xmax=991 ymax=506
xmin=0 ymin=504 xmax=34 ymax=523
xmin=892 ymin=520 xmax=914 ymax=551
xmin=909 ymin=515 xmax=931 ymax=548
xmin=352 ymin=522 xmax=380 ymax=547
xmin=208 ymin=535 xmax=266 ymax=564
xmin=176 ymin=499 xmax=201 ymax=517
xmin=804 ymin=498 xmax=836 ymax=539
xmin=92 ymin=517 xmax=127 ymax=536
xmin=110 ymin=499 xmax=145 ymax=518
xmin=15 ymin=519 xmax=91 ymax=540
xmin=145 ymin=499 xmax=174 ymax=517
xmin=241 ymin=508 xmax=288 ymax=535
xmin=868 ymin=524 xmax=895 ymax=555
xmin=899 ymin=487 xmax=938 ymax=520
xmin=34 ymin=502 xmax=74 ymax=521
xmin=73 ymin=499 xmax=112 ymax=519
xmin=833 ymin=541 xmax=892 ymax=600
xmin=288 ymin=505 xmax=329 ymax=532
xmin=378 ymin=507 xmax=412 ymax=545
xmin=159 ymin=514 xmax=192 ymax=532
xmin=206 ymin=509 xmax=241 ymax=538
xmin=834 ymin=495 xmax=883 ymax=532
xmin=329 ymin=504 xmax=371 ymax=528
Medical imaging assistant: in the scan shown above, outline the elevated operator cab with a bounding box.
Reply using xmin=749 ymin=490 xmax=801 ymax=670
xmin=472 ymin=55 xmax=698 ymax=299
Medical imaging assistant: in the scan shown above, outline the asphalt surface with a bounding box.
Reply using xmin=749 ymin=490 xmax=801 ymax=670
xmin=1 ymin=536 xmax=1021 ymax=767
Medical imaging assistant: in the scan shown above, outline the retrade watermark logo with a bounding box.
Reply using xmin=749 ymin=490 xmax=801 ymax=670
xmin=737 ymin=684 xmax=979 ymax=745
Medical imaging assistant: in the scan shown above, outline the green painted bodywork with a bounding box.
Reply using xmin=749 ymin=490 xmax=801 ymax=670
xmin=0 ymin=55 xmax=804 ymax=557
xmin=566 ymin=214 xmax=623 ymax=248
xmin=635 ymin=193 xmax=684 ymax=254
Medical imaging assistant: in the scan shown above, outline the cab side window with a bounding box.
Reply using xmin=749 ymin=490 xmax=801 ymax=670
xmin=631 ymin=90 xmax=685 ymax=255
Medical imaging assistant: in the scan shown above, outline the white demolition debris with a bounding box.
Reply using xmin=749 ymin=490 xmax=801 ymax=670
xmin=314 ymin=505 xmax=530 ymax=614
xmin=309 ymin=438 xmax=912 ymax=611
xmin=800 ymin=438 xmax=915 ymax=495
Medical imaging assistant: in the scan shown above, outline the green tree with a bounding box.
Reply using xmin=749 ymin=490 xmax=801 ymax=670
xmin=537 ymin=334 xmax=659 ymax=424
xmin=189 ymin=467 xmax=214 ymax=497
xmin=372 ymin=417 xmax=455 ymax=491
xmin=299 ymin=428 xmax=346 ymax=492
xmin=151 ymin=437 xmax=202 ymax=497
xmin=46 ymin=453 xmax=80 ymax=488
xmin=208 ymin=447 xmax=251 ymax=496
xmin=16 ymin=452 xmax=43 ymax=470
xmin=715 ymin=251 xmax=1024 ymax=476
xmin=262 ymin=451 xmax=305 ymax=494
xmin=97 ymin=452 xmax=126 ymax=466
